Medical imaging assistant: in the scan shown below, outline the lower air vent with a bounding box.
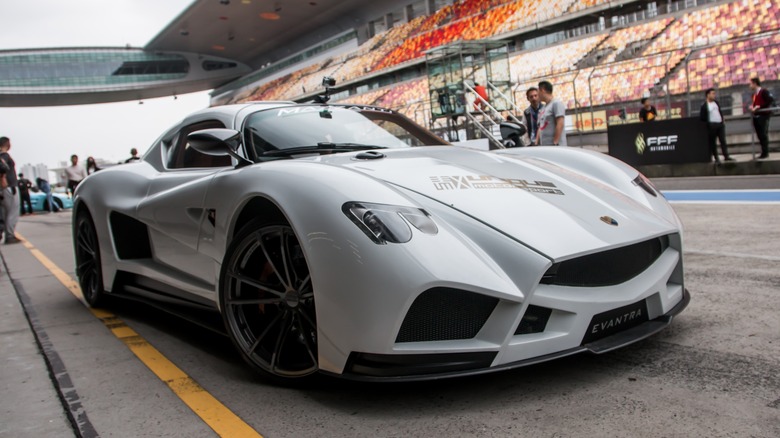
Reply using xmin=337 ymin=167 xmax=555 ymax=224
xmin=515 ymin=305 xmax=552 ymax=335
xmin=396 ymin=288 xmax=498 ymax=343
xmin=110 ymin=212 xmax=152 ymax=259
xmin=542 ymin=235 xmax=670 ymax=287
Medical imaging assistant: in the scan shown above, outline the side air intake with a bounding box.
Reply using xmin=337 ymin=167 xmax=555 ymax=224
xmin=110 ymin=212 xmax=152 ymax=259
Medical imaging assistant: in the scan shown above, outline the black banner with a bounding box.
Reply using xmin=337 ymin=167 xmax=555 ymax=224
xmin=607 ymin=117 xmax=710 ymax=166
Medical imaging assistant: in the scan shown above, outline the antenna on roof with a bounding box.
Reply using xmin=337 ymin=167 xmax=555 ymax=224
xmin=313 ymin=76 xmax=336 ymax=104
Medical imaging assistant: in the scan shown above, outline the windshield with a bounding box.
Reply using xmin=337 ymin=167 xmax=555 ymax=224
xmin=243 ymin=105 xmax=446 ymax=160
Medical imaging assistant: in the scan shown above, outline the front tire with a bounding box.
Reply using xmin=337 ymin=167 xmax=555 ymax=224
xmin=74 ymin=209 xmax=105 ymax=306
xmin=220 ymin=218 xmax=317 ymax=381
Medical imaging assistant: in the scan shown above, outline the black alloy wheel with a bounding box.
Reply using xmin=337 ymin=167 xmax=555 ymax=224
xmin=74 ymin=210 xmax=104 ymax=306
xmin=220 ymin=219 xmax=317 ymax=380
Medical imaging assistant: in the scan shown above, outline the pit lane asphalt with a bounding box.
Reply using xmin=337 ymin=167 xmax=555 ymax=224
xmin=1 ymin=175 xmax=778 ymax=438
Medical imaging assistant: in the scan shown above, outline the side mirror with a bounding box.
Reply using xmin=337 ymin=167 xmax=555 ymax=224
xmin=188 ymin=128 xmax=252 ymax=166
xmin=499 ymin=122 xmax=527 ymax=148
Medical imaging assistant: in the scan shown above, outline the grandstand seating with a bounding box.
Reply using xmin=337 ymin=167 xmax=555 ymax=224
xmin=593 ymin=18 xmax=672 ymax=65
xmin=668 ymin=33 xmax=780 ymax=94
xmin=567 ymin=0 xmax=610 ymax=14
xmin=643 ymin=0 xmax=780 ymax=55
xmin=333 ymin=79 xmax=431 ymax=126
xmin=495 ymin=0 xmax=575 ymax=35
xmin=336 ymin=16 xmax=426 ymax=83
xmin=510 ymin=34 xmax=608 ymax=81
xmin=587 ymin=50 xmax=689 ymax=106
xmin=375 ymin=78 xmax=429 ymax=110
xmin=229 ymin=0 xmax=780 ymax=129
xmin=333 ymin=87 xmax=390 ymax=106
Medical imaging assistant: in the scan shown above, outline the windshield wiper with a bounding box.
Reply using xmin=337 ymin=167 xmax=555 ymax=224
xmin=261 ymin=143 xmax=386 ymax=157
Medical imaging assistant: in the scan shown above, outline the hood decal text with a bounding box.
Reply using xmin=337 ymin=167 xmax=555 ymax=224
xmin=430 ymin=175 xmax=564 ymax=195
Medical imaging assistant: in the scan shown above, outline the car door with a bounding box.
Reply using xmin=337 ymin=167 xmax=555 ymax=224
xmin=136 ymin=120 xmax=233 ymax=287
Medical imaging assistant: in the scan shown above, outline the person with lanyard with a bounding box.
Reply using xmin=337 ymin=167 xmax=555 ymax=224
xmin=536 ymin=80 xmax=567 ymax=146
xmin=699 ymin=88 xmax=734 ymax=164
xmin=748 ymin=77 xmax=772 ymax=159
xmin=523 ymin=87 xmax=543 ymax=146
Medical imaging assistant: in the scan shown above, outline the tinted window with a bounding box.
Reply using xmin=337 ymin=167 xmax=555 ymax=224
xmin=243 ymin=105 xmax=445 ymax=160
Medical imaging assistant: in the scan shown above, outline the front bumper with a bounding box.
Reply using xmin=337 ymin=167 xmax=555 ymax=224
xmin=331 ymin=288 xmax=690 ymax=382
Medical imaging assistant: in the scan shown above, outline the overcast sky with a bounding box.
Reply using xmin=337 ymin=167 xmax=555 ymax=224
xmin=0 ymin=0 xmax=211 ymax=169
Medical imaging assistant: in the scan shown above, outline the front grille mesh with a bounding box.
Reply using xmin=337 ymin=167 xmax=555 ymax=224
xmin=396 ymin=288 xmax=498 ymax=343
xmin=541 ymin=235 xmax=670 ymax=287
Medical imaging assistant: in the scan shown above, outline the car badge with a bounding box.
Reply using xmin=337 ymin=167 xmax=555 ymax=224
xmin=600 ymin=216 xmax=619 ymax=226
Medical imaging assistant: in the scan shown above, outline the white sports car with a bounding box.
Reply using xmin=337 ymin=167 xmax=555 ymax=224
xmin=73 ymin=101 xmax=689 ymax=382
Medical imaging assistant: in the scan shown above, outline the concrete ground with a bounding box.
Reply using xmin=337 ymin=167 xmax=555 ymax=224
xmin=1 ymin=179 xmax=778 ymax=437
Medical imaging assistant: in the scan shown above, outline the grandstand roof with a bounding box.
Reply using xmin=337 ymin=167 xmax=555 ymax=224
xmin=145 ymin=0 xmax=401 ymax=69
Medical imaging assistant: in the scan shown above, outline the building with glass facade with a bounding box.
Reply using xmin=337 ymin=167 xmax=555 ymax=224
xmin=0 ymin=47 xmax=250 ymax=106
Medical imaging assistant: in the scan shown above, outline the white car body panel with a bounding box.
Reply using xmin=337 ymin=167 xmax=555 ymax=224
xmin=72 ymin=102 xmax=688 ymax=381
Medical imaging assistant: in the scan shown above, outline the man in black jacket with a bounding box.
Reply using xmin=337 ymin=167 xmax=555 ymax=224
xmin=17 ymin=173 xmax=33 ymax=215
xmin=699 ymin=88 xmax=734 ymax=164
xmin=0 ymin=137 xmax=21 ymax=243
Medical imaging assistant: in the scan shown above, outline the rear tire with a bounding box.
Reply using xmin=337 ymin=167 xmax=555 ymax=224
xmin=74 ymin=210 xmax=105 ymax=306
xmin=220 ymin=218 xmax=318 ymax=382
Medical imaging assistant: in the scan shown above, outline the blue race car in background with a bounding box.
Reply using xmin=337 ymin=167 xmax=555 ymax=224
xmin=30 ymin=192 xmax=73 ymax=212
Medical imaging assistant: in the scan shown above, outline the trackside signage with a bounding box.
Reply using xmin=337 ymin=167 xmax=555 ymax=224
xmin=607 ymin=117 xmax=710 ymax=166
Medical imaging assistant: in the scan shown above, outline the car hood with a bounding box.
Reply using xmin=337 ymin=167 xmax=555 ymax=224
xmin=315 ymin=147 xmax=677 ymax=260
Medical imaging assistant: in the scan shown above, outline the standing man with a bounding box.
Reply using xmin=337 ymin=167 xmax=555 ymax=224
xmin=523 ymin=87 xmax=544 ymax=145
xmin=699 ymin=88 xmax=734 ymax=164
xmin=639 ymin=98 xmax=657 ymax=122
xmin=536 ymin=81 xmax=567 ymax=146
xmin=0 ymin=137 xmax=21 ymax=244
xmin=748 ymin=77 xmax=772 ymax=159
xmin=17 ymin=173 xmax=33 ymax=215
xmin=63 ymin=154 xmax=87 ymax=197
xmin=124 ymin=148 xmax=141 ymax=163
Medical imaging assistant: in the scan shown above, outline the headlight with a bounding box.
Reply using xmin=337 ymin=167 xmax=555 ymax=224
xmin=343 ymin=202 xmax=438 ymax=244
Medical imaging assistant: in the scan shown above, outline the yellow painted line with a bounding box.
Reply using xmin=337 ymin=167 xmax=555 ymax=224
xmin=17 ymin=233 xmax=263 ymax=438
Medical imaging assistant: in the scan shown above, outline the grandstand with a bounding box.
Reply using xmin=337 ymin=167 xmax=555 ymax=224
xmin=220 ymin=0 xmax=780 ymax=136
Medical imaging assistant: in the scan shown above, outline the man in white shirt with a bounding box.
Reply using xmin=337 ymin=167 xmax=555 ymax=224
xmin=62 ymin=154 xmax=88 ymax=197
xmin=699 ymin=88 xmax=734 ymax=164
